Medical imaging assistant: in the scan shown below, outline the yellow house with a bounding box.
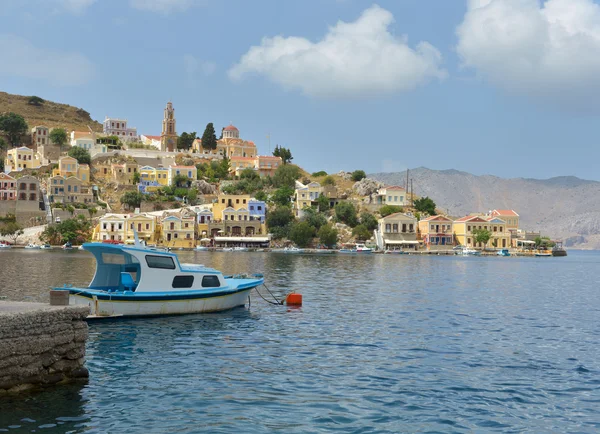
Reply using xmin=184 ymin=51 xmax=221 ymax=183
xmin=230 ymin=156 xmax=257 ymax=177
xmin=453 ymin=215 xmax=510 ymax=249
xmin=5 ymin=146 xmax=40 ymax=172
xmin=139 ymin=166 xmax=157 ymax=183
xmin=168 ymin=165 xmax=197 ymax=186
xmin=159 ymin=210 xmax=196 ymax=248
xmin=125 ymin=214 xmax=158 ymax=244
xmin=418 ymin=215 xmax=454 ymax=249
xmin=213 ymin=194 xmax=251 ymax=219
xmin=156 ymin=167 xmax=169 ymax=186
xmin=491 ymin=210 xmax=519 ymax=231
xmin=295 ymin=182 xmax=322 ymax=217
xmin=53 ymin=156 xmax=90 ymax=184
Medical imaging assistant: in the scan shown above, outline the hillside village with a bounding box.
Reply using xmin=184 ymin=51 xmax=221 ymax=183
xmin=0 ymin=97 xmax=550 ymax=251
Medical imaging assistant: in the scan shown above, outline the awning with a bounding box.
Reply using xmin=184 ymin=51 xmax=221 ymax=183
xmin=214 ymin=237 xmax=269 ymax=243
xmin=517 ymin=240 xmax=536 ymax=244
xmin=200 ymin=238 xmax=211 ymax=242
xmin=384 ymin=240 xmax=420 ymax=245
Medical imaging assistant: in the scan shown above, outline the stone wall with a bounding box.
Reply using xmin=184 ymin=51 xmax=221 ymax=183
xmin=0 ymin=302 xmax=89 ymax=393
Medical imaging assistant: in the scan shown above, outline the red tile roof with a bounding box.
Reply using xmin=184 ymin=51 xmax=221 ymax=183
xmin=224 ymin=125 xmax=238 ymax=131
xmin=383 ymin=185 xmax=406 ymax=191
xmin=454 ymin=215 xmax=488 ymax=223
xmin=492 ymin=209 xmax=519 ymax=217
xmin=421 ymin=215 xmax=452 ymax=222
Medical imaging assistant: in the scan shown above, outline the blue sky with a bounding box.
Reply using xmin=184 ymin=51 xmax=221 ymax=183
xmin=1 ymin=0 xmax=600 ymax=180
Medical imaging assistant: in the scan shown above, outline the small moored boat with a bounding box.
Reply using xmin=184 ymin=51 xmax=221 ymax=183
xmin=283 ymin=246 xmax=304 ymax=254
xmin=40 ymin=243 xmax=52 ymax=250
xmin=0 ymin=242 xmax=11 ymax=249
xmin=59 ymin=238 xmax=264 ymax=317
xmin=25 ymin=243 xmax=40 ymax=249
xmin=461 ymin=248 xmax=481 ymax=256
xmin=62 ymin=242 xmax=73 ymax=250
xmin=497 ymin=248 xmax=510 ymax=257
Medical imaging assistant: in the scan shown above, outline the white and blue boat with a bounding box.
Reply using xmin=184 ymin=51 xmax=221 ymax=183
xmin=58 ymin=238 xmax=264 ymax=318
xmin=497 ymin=248 xmax=511 ymax=257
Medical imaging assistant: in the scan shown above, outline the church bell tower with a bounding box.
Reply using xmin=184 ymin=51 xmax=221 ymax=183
xmin=161 ymin=101 xmax=177 ymax=152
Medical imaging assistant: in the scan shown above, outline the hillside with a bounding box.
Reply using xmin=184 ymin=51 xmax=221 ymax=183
xmin=370 ymin=167 xmax=600 ymax=249
xmin=0 ymin=91 xmax=102 ymax=132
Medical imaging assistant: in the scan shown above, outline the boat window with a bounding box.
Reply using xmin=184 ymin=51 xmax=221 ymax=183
xmin=202 ymin=275 xmax=220 ymax=288
xmin=145 ymin=255 xmax=176 ymax=270
xmin=172 ymin=275 xmax=194 ymax=288
xmin=102 ymin=253 xmax=126 ymax=264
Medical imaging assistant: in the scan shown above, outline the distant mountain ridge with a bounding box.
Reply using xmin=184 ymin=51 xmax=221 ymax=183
xmin=0 ymin=91 xmax=102 ymax=133
xmin=369 ymin=167 xmax=600 ymax=249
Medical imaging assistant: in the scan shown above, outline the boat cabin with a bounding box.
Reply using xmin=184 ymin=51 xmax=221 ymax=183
xmin=84 ymin=243 xmax=225 ymax=293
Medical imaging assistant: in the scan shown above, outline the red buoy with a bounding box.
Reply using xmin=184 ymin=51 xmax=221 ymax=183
xmin=285 ymin=292 xmax=303 ymax=306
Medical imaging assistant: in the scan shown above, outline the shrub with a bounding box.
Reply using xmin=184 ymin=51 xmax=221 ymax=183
xmin=351 ymin=170 xmax=366 ymax=182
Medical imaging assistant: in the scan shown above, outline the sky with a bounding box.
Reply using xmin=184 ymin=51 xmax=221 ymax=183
xmin=1 ymin=0 xmax=600 ymax=180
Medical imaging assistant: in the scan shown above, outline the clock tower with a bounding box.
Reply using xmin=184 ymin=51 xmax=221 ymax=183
xmin=160 ymin=101 xmax=177 ymax=152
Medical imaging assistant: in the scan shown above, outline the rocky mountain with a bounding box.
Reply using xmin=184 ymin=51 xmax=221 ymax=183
xmin=0 ymin=91 xmax=102 ymax=132
xmin=369 ymin=167 xmax=600 ymax=249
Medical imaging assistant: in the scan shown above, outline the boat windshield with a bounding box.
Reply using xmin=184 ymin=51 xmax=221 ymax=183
xmin=88 ymin=246 xmax=141 ymax=291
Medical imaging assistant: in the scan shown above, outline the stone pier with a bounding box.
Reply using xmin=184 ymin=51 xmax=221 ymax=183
xmin=0 ymin=301 xmax=89 ymax=393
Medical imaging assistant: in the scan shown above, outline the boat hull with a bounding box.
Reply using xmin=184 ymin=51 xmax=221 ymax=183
xmin=63 ymin=279 xmax=262 ymax=317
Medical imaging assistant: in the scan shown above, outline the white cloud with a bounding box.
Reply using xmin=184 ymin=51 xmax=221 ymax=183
xmin=60 ymin=0 xmax=96 ymax=13
xmin=457 ymin=0 xmax=600 ymax=109
xmin=228 ymin=4 xmax=447 ymax=98
xmin=0 ymin=35 xmax=94 ymax=86
xmin=130 ymin=0 xmax=194 ymax=14
xmin=183 ymin=54 xmax=216 ymax=86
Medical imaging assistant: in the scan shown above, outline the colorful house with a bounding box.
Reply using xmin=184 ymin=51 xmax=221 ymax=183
xmin=48 ymin=175 xmax=93 ymax=204
xmin=453 ymin=215 xmax=511 ymax=249
xmin=376 ymin=186 xmax=407 ymax=207
xmin=4 ymin=147 xmax=41 ymax=172
xmin=376 ymin=213 xmax=419 ymax=251
xmin=418 ymin=215 xmax=454 ymax=249
xmin=0 ymin=173 xmax=16 ymax=201
xmin=160 ymin=210 xmax=196 ymax=248
xmin=491 ymin=210 xmax=520 ymax=230
xmin=256 ymin=156 xmax=282 ymax=177
xmin=53 ymin=156 xmax=90 ymax=183
xmin=295 ymin=182 xmax=322 ymax=217
xmin=168 ymin=165 xmax=197 ymax=186
xmin=230 ymin=156 xmax=257 ymax=177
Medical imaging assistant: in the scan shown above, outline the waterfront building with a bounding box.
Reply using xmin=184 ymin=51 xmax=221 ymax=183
xmin=486 ymin=216 xmax=511 ymax=249
xmin=375 ymin=213 xmax=419 ymax=251
xmin=126 ymin=213 xmax=158 ymax=243
xmin=195 ymin=205 xmax=214 ymax=239
xmin=0 ymin=173 xmax=16 ymax=200
xmin=95 ymin=214 xmax=128 ymax=242
xmin=160 ymin=102 xmax=177 ymax=152
xmin=491 ymin=209 xmax=520 ymax=232
xmin=453 ymin=215 xmax=510 ymax=249
xmin=248 ymin=199 xmax=266 ymax=223
xmin=209 ymin=194 xmax=266 ymax=240
xmin=418 ymin=215 xmax=454 ymax=249
xmin=4 ymin=147 xmax=41 ymax=172
xmin=94 ymin=212 xmax=159 ymax=243
xmin=376 ymin=186 xmax=407 ymax=207
xmin=103 ymin=117 xmax=138 ymax=141
xmin=160 ymin=209 xmax=196 ymax=248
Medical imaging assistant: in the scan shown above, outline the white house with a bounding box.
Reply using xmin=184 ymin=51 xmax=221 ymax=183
xmin=70 ymin=131 xmax=108 ymax=156
xmin=103 ymin=117 xmax=138 ymax=141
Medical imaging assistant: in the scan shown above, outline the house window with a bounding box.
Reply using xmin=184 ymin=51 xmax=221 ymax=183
xmin=393 ymin=224 xmax=398 ymax=233
xmin=409 ymin=224 xmax=414 ymax=232
xmin=467 ymin=225 xmax=471 ymax=232
xmin=146 ymin=224 xmax=150 ymax=230
xmin=258 ymin=206 xmax=262 ymax=211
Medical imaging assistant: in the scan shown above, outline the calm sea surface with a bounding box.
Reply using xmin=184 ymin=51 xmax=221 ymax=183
xmin=1 ymin=250 xmax=600 ymax=433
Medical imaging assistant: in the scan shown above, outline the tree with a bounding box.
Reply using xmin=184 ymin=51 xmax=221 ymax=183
xmin=0 ymin=222 xmax=24 ymax=244
xmin=172 ymin=174 xmax=191 ymax=188
xmin=28 ymin=96 xmax=45 ymax=106
xmin=254 ymin=190 xmax=267 ymax=202
xmin=352 ymin=224 xmax=372 ymax=241
xmin=66 ymin=205 xmax=75 ymax=217
xmin=186 ymin=188 xmax=198 ymax=205
xmin=414 ymin=197 xmax=437 ymax=216
xmin=334 ymin=201 xmax=358 ymax=227
xmin=360 ymin=212 xmax=378 ymax=231
xmin=379 ymin=205 xmax=404 ymax=217
xmin=318 ymin=224 xmax=338 ymax=248
xmin=67 ymin=146 xmax=91 ymax=165
xmin=472 ymin=228 xmax=492 ymax=248
xmin=0 ymin=137 xmax=7 ymax=151
xmin=322 ymin=175 xmax=336 ymax=186
xmin=133 ymin=171 xmax=141 ymax=184
xmin=316 ymin=195 xmax=330 ymax=212
xmin=302 ymin=207 xmax=327 ymax=230
xmin=120 ymin=191 xmax=143 ymax=210
xmin=271 ymin=186 xmax=294 ymax=207
xmin=41 ymin=218 xmax=91 ymax=245
xmin=88 ymin=207 xmax=97 ymax=224
xmin=272 ymin=164 xmax=300 ymax=188
xmin=289 ymin=221 xmax=315 ymax=247
xmin=177 ymin=131 xmax=196 ymax=150
xmin=273 ymin=145 xmax=293 ymax=164
xmin=49 ymin=128 xmax=68 ymax=154
xmin=351 ymin=170 xmax=366 ymax=182
xmin=201 ymin=123 xmax=218 ymax=150
xmin=240 ymin=167 xmax=259 ymax=180
xmin=312 ymin=171 xmax=327 ymax=177
xmin=0 ymin=112 xmax=28 ymax=146
xmin=266 ymin=206 xmax=294 ymax=239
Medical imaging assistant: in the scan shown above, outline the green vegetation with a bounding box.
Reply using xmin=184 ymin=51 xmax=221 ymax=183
xmin=273 ymin=145 xmax=293 ymax=164
xmin=379 ymin=205 xmax=404 ymax=217
xmin=472 ymin=228 xmax=492 ymax=247
xmin=334 ymin=201 xmax=358 ymax=227
xmin=177 ymin=131 xmax=196 ymax=151
xmin=0 ymin=112 xmax=28 ymax=146
xmin=41 ymin=216 xmax=91 ymax=245
xmin=222 ymin=177 xmax=265 ymax=195
xmin=201 ymin=123 xmax=218 ymax=150
xmin=196 ymin=159 xmax=230 ymax=181
xmin=272 ymin=164 xmax=300 ymax=188
xmin=254 ymin=190 xmax=267 ymax=202
xmin=289 ymin=221 xmax=315 ymax=247
xmin=352 ymin=224 xmax=372 ymax=241
xmin=302 ymin=207 xmax=328 ymax=230
xmin=351 ymin=170 xmax=366 ymax=182
xmin=312 ymin=171 xmax=327 ymax=177
xmin=316 ymin=195 xmax=330 ymax=212
xmin=0 ymin=138 xmax=6 ymax=151
xmin=266 ymin=206 xmax=294 ymax=239
xmin=133 ymin=171 xmax=141 ymax=184
xmin=414 ymin=196 xmax=436 ymax=216
xmin=172 ymin=174 xmax=192 ymax=188
xmin=120 ymin=191 xmax=143 ymax=210
xmin=535 ymin=236 xmax=555 ymax=248
xmin=49 ymin=128 xmax=68 ymax=153
xmin=67 ymin=146 xmax=91 ymax=165
xmin=0 ymin=218 xmax=24 ymax=244
xmin=360 ymin=212 xmax=378 ymax=231
xmin=239 ymin=167 xmax=259 ymax=180
xmin=270 ymin=186 xmax=294 ymax=207
xmin=27 ymin=96 xmax=45 ymax=106
xmin=318 ymin=224 xmax=338 ymax=248
xmin=322 ymin=175 xmax=336 ymax=186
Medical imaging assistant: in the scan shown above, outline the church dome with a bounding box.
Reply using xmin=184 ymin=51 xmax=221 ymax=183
xmin=222 ymin=124 xmax=240 ymax=139
xmin=224 ymin=125 xmax=238 ymax=131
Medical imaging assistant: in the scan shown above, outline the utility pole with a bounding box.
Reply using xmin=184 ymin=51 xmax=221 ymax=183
xmin=266 ymin=133 xmax=271 ymax=153
xmin=411 ymin=179 xmax=414 ymax=207
xmin=406 ymin=169 xmax=409 ymax=191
